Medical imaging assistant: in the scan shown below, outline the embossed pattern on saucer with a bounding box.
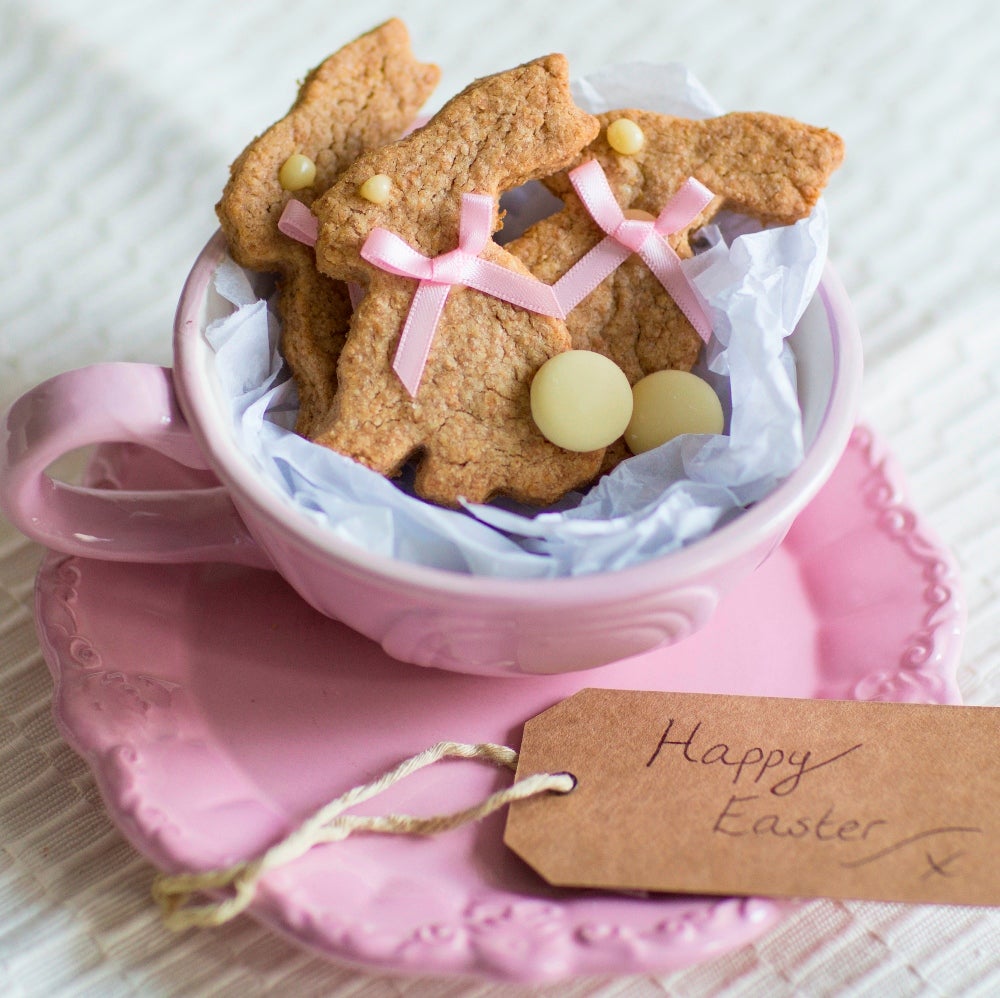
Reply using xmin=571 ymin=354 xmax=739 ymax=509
xmin=33 ymin=426 xmax=963 ymax=983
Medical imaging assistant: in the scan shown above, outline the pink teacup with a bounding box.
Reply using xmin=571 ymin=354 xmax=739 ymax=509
xmin=1 ymin=231 xmax=862 ymax=676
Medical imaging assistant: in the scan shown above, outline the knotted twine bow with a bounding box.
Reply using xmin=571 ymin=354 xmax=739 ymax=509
xmin=552 ymin=160 xmax=715 ymax=343
xmin=152 ymin=741 xmax=574 ymax=930
xmin=361 ymin=194 xmax=564 ymax=396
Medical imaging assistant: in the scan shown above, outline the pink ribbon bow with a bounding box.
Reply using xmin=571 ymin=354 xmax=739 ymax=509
xmin=278 ymin=199 xmax=319 ymax=246
xmin=361 ymin=193 xmax=563 ymax=397
xmin=278 ymin=200 xmax=364 ymax=309
xmin=553 ymin=160 xmax=715 ymax=343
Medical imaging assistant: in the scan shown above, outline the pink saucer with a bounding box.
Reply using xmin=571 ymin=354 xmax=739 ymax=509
xmin=33 ymin=425 xmax=963 ymax=983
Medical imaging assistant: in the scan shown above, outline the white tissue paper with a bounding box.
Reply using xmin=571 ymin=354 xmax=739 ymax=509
xmin=206 ymin=64 xmax=828 ymax=578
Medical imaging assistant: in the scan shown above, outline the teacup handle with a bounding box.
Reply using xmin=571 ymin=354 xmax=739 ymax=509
xmin=1 ymin=362 xmax=271 ymax=567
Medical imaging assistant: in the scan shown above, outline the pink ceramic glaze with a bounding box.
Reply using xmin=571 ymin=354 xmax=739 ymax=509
xmin=3 ymin=230 xmax=863 ymax=675
xmin=34 ymin=428 xmax=963 ymax=983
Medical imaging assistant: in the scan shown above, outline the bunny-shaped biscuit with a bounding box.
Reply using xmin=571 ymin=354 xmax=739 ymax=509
xmin=216 ymin=19 xmax=440 ymax=437
xmin=311 ymin=55 xmax=602 ymax=507
xmin=509 ymin=110 xmax=845 ymax=386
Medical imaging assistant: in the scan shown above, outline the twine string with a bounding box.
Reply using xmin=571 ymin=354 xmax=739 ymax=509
xmin=151 ymin=741 xmax=574 ymax=930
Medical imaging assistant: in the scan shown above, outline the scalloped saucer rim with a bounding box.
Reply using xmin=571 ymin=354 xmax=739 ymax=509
xmin=32 ymin=424 xmax=964 ymax=983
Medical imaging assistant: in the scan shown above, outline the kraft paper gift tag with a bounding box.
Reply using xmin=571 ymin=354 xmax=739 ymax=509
xmin=505 ymin=689 xmax=998 ymax=906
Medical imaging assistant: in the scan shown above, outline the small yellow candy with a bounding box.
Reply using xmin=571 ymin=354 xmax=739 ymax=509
xmin=531 ymin=351 xmax=633 ymax=452
xmin=606 ymin=117 xmax=645 ymax=155
xmin=278 ymin=153 xmax=316 ymax=192
xmin=625 ymin=369 xmax=724 ymax=455
xmin=359 ymin=173 xmax=393 ymax=204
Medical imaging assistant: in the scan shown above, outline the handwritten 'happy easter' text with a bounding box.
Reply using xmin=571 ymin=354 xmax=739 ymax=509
xmin=645 ymin=717 xmax=862 ymax=796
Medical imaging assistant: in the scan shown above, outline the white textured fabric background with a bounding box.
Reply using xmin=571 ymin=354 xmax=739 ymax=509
xmin=1 ymin=0 xmax=998 ymax=994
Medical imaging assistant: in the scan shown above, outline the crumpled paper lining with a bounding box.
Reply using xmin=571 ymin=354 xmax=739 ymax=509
xmin=206 ymin=64 xmax=827 ymax=578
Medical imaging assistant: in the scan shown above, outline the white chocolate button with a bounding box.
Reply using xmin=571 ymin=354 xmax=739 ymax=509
xmin=606 ymin=117 xmax=645 ymax=155
xmin=278 ymin=153 xmax=316 ymax=191
xmin=359 ymin=173 xmax=392 ymax=204
xmin=625 ymin=369 xmax=724 ymax=454
xmin=531 ymin=351 xmax=633 ymax=452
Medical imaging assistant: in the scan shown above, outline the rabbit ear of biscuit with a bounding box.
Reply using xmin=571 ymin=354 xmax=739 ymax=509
xmin=685 ymin=112 xmax=845 ymax=224
xmin=539 ymin=109 xmax=843 ymax=232
xmin=313 ymin=54 xmax=599 ymax=265
xmin=216 ymin=18 xmax=440 ymax=271
xmin=454 ymin=54 xmax=601 ymax=193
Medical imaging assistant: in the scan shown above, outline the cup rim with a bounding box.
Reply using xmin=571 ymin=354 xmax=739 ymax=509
xmin=174 ymin=230 xmax=862 ymax=600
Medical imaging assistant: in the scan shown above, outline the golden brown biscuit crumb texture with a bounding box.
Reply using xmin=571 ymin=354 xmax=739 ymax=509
xmin=507 ymin=109 xmax=843 ymax=472
xmin=215 ymin=19 xmax=440 ymax=437
xmin=309 ymin=54 xmax=603 ymax=507
xmin=220 ymin=26 xmax=843 ymax=505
